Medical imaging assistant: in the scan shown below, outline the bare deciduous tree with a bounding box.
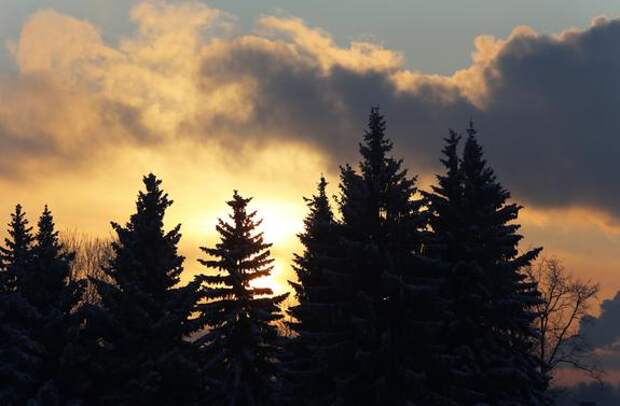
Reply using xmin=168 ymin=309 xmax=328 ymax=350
xmin=61 ymin=230 xmax=114 ymax=305
xmin=526 ymin=257 xmax=600 ymax=381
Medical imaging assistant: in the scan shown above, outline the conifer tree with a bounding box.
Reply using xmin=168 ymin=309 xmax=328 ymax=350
xmin=285 ymin=176 xmax=342 ymax=405
xmin=197 ymin=191 xmax=289 ymax=406
xmin=425 ymin=122 xmax=548 ymax=405
xmin=20 ymin=206 xmax=86 ymax=403
xmin=329 ymin=107 xmax=436 ymax=404
xmin=288 ymin=176 xmax=336 ymax=331
xmin=27 ymin=206 xmax=82 ymax=314
xmin=0 ymin=204 xmax=42 ymax=404
xmin=1 ymin=204 xmax=34 ymax=291
xmin=342 ymin=107 xmax=426 ymax=268
xmin=422 ymin=129 xmax=462 ymax=260
xmin=87 ymin=174 xmax=203 ymax=405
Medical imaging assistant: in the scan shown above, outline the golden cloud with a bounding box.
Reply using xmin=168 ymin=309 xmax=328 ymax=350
xmin=257 ymin=16 xmax=404 ymax=73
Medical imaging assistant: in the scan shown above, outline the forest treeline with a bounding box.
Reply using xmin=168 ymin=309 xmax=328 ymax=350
xmin=0 ymin=108 xmax=590 ymax=405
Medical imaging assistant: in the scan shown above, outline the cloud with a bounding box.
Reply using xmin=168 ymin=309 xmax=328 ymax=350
xmin=0 ymin=71 xmax=147 ymax=177
xmin=257 ymin=15 xmax=404 ymax=73
xmin=476 ymin=18 xmax=620 ymax=215
xmin=12 ymin=9 xmax=119 ymax=77
xmin=5 ymin=3 xmax=231 ymax=147
xmin=2 ymin=2 xmax=620 ymax=221
xmin=581 ymin=292 xmax=620 ymax=349
xmin=200 ymin=15 xmax=620 ymax=219
xmin=555 ymin=381 xmax=620 ymax=406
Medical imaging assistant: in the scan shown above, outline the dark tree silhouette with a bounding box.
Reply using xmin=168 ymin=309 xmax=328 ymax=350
xmin=285 ymin=176 xmax=341 ymax=405
xmin=422 ymin=129 xmax=462 ymax=260
xmin=86 ymin=174 xmax=203 ymax=405
xmin=326 ymin=107 xmax=436 ymax=405
xmin=288 ymin=176 xmax=336 ymax=322
xmin=197 ymin=191 xmax=289 ymax=406
xmin=425 ymin=123 xmax=549 ymax=405
xmin=0 ymin=204 xmax=42 ymax=404
xmin=23 ymin=206 xmax=82 ymax=313
xmin=16 ymin=206 xmax=86 ymax=403
xmin=1 ymin=204 xmax=34 ymax=292
xmin=0 ymin=108 xmax=561 ymax=405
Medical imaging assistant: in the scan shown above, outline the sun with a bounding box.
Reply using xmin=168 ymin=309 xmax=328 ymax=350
xmin=252 ymin=200 xmax=304 ymax=246
xmin=249 ymin=200 xmax=304 ymax=296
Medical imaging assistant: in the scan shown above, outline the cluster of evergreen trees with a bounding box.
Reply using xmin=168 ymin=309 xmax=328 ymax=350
xmin=0 ymin=108 xmax=549 ymax=405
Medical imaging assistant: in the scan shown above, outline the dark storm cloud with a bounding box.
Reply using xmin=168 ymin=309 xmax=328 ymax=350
xmin=479 ymin=19 xmax=620 ymax=214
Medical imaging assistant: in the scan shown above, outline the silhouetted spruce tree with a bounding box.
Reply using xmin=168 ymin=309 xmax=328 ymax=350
xmin=19 ymin=206 xmax=86 ymax=403
xmin=285 ymin=176 xmax=342 ymax=405
xmin=0 ymin=205 xmax=42 ymax=404
xmin=87 ymin=174 xmax=203 ymax=405
xmin=1 ymin=204 xmax=34 ymax=291
xmin=26 ymin=206 xmax=82 ymax=313
xmin=288 ymin=177 xmax=335 ymax=330
xmin=425 ymin=122 xmax=548 ymax=405
xmin=422 ymin=129 xmax=463 ymax=261
xmin=197 ymin=191 xmax=289 ymax=406
xmin=331 ymin=107 xmax=437 ymax=405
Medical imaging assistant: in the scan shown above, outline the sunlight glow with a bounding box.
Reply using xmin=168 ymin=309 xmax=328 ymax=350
xmin=253 ymin=201 xmax=304 ymax=246
xmin=249 ymin=260 xmax=290 ymax=297
xmin=189 ymin=199 xmax=304 ymax=296
xmin=248 ymin=201 xmax=303 ymax=296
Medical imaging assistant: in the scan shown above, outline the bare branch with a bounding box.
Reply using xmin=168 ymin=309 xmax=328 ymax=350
xmin=61 ymin=229 xmax=115 ymax=305
xmin=525 ymin=257 xmax=600 ymax=382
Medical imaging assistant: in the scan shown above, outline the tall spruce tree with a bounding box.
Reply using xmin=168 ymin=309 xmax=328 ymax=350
xmin=422 ymin=129 xmax=462 ymax=260
xmin=21 ymin=206 xmax=86 ymax=403
xmin=0 ymin=204 xmax=42 ymax=404
xmin=288 ymin=176 xmax=336 ymax=325
xmin=285 ymin=176 xmax=342 ymax=405
xmin=1 ymin=204 xmax=34 ymax=291
xmin=87 ymin=174 xmax=203 ymax=405
xmin=330 ymin=107 xmax=437 ymax=405
xmin=27 ymin=206 xmax=82 ymax=314
xmin=425 ymin=122 xmax=548 ymax=404
xmin=197 ymin=191 xmax=289 ymax=406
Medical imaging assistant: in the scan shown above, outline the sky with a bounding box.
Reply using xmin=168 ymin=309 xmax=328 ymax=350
xmin=2 ymin=0 xmax=620 ymax=384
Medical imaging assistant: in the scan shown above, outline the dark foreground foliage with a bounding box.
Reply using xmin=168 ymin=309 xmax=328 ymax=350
xmin=0 ymin=109 xmax=550 ymax=405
